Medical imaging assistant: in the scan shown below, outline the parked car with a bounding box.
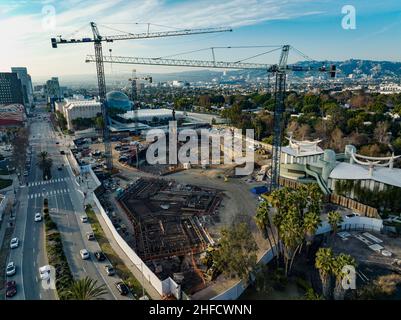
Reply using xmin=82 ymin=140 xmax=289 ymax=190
xmin=104 ymin=265 xmax=115 ymax=276
xmin=80 ymin=216 xmax=88 ymax=223
xmin=39 ymin=265 xmax=51 ymax=280
xmin=10 ymin=238 xmax=19 ymax=249
xmin=80 ymin=249 xmax=90 ymax=260
xmin=57 ymin=166 xmax=62 ymax=171
xmin=86 ymin=232 xmax=95 ymax=241
xmin=6 ymin=262 xmax=16 ymax=276
xmin=5 ymin=280 xmax=17 ymax=298
xmin=345 ymin=212 xmax=360 ymax=219
xmin=34 ymin=213 xmax=42 ymax=222
xmin=115 ymin=282 xmax=129 ymax=295
xmin=60 ymin=150 xmax=65 ymax=155
xmin=94 ymin=251 xmax=106 ymax=262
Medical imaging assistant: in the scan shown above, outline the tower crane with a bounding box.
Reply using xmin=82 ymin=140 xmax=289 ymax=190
xmin=51 ymin=22 xmax=232 ymax=170
xmin=85 ymin=45 xmax=336 ymax=190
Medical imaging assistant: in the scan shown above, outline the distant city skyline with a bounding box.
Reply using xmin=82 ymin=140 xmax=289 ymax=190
xmin=1 ymin=0 xmax=401 ymax=79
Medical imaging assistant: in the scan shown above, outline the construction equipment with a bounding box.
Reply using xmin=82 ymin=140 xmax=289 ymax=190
xmin=85 ymin=45 xmax=335 ymax=188
xmin=51 ymin=22 xmax=232 ymax=170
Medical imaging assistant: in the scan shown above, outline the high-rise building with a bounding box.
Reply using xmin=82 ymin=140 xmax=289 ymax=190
xmin=0 ymin=72 xmax=24 ymax=105
xmin=46 ymin=77 xmax=61 ymax=100
xmin=11 ymin=67 xmax=34 ymax=107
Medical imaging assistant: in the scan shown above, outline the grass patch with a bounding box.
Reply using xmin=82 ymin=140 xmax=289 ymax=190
xmin=0 ymin=178 xmax=13 ymax=190
xmin=44 ymin=201 xmax=74 ymax=299
xmin=85 ymin=205 xmax=146 ymax=298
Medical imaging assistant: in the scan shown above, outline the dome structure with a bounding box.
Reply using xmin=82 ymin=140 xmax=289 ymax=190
xmin=106 ymin=91 xmax=132 ymax=112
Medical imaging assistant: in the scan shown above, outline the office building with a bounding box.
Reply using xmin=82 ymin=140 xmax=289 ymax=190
xmin=0 ymin=72 xmax=24 ymax=105
xmin=11 ymin=67 xmax=34 ymax=107
xmin=46 ymin=77 xmax=61 ymax=100
xmin=55 ymin=98 xmax=101 ymax=130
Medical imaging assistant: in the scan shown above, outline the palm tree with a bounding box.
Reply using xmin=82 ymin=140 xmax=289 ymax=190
xmin=37 ymin=151 xmax=53 ymax=180
xmin=279 ymin=206 xmax=304 ymax=276
xmin=332 ymin=253 xmax=356 ymax=300
xmin=65 ymin=277 xmax=108 ymax=300
xmin=327 ymin=211 xmax=343 ymax=237
xmin=315 ymin=247 xmax=335 ymax=299
xmin=254 ymin=201 xmax=278 ymax=258
xmin=303 ymin=212 xmax=322 ymax=248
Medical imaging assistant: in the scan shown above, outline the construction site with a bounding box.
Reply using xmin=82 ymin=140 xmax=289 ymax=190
xmin=116 ymin=177 xmax=223 ymax=293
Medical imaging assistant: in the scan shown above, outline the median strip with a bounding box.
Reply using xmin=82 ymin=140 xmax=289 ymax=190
xmin=43 ymin=198 xmax=74 ymax=300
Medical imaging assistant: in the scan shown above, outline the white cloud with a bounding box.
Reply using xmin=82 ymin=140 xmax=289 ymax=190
xmin=0 ymin=0 xmax=322 ymax=77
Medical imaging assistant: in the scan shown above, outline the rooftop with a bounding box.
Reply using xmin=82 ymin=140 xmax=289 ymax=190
xmin=329 ymin=162 xmax=401 ymax=188
xmin=281 ymin=137 xmax=324 ymax=157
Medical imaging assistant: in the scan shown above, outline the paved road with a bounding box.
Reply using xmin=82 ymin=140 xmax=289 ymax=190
xmin=7 ymin=106 xmax=127 ymax=300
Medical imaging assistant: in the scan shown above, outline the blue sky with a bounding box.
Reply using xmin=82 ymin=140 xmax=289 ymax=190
xmin=1 ymin=0 xmax=401 ymax=79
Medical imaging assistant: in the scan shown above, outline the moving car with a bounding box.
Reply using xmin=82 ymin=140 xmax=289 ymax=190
xmin=6 ymin=262 xmax=16 ymax=276
xmin=80 ymin=249 xmax=90 ymax=260
xmin=94 ymin=251 xmax=106 ymax=262
xmin=39 ymin=265 xmax=51 ymax=280
xmin=60 ymin=150 xmax=65 ymax=155
xmin=6 ymin=281 xmax=17 ymax=298
xmin=86 ymin=232 xmax=95 ymax=241
xmin=10 ymin=238 xmax=19 ymax=249
xmin=115 ymin=282 xmax=129 ymax=295
xmin=34 ymin=213 xmax=42 ymax=222
xmin=80 ymin=216 xmax=88 ymax=223
xmin=104 ymin=265 xmax=115 ymax=276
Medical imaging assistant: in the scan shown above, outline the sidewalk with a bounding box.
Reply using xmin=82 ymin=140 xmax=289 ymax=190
xmin=89 ymin=197 xmax=162 ymax=300
xmin=0 ymin=173 xmax=18 ymax=250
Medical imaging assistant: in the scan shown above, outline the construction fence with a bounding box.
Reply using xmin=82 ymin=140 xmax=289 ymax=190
xmin=329 ymin=194 xmax=380 ymax=219
xmin=93 ymin=193 xmax=181 ymax=300
xmin=278 ymin=177 xmax=380 ymax=219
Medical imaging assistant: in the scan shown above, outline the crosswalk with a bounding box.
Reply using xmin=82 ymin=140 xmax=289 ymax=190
xmin=28 ymin=188 xmax=71 ymax=199
xmin=27 ymin=177 xmax=71 ymax=187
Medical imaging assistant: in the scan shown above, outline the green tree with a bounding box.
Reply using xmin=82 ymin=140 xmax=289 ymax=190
xmin=327 ymin=211 xmax=343 ymax=237
xmin=55 ymin=111 xmax=67 ymax=131
xmin=65 ymin=277 xmax=108 ymax=300
xmin=37 ymin=151 xmax=53 ymax=180
xmin=315 ymin=247 xmax=335 ymax=299
xmin=95 ymin=115 xmax=104 ymax=130
xmin=254 ymin=201 xmax=278 ymax=257
xmin=303 ymin=212 xmax=322 ymax=248
xmin=212 ymin=223 xmax=258 ymax=283
xmin=332 ymin=254 xmax=356 ymax=300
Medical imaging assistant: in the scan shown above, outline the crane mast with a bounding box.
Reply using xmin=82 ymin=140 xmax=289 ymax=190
xmin=85 ymin=46 xmax=335 ymax=189
xmin=51 ymin=22 xmax=232 ymax=171
xmin=91 ymin=22 xmax=113 ymax=169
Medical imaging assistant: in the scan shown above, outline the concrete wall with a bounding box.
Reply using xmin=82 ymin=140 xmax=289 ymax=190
xmin=210 ymin=217 xmax=383 ymax=300
xmin=0 ymin=194 xmax=7 ymax=222
xmin=92 ymin=192 xmax=181 ymax=299
xmin=67 ymin=150 xmax=80 ymax=175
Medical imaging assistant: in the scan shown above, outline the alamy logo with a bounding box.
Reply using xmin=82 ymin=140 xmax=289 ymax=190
xmin=341 ymin=265 xmax=356 ymax=290
xmin=145 ymin=122 xmax=255 ymax=176
xmin=42 ymin=5 xmax=56 ymax=31
xmin=342 ymin=5 xmax=356 ymax=30
xmin=41 ymin=265 xmax=56 ymax=290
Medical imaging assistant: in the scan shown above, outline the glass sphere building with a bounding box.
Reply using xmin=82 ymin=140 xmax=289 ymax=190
xmin=106 ymin=91 xmax=132 ymax=113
